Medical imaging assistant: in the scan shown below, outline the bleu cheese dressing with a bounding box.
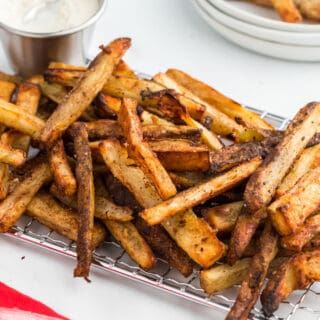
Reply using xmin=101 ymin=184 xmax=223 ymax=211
xmin=0 ymin=0 xmax=99 ymax=33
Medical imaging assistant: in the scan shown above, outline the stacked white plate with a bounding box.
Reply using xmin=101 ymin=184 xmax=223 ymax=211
xmin=193 ymin=0 xmax=320 ymax=61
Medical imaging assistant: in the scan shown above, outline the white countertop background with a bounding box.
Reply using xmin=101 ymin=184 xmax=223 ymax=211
xmin=1 ymin=0 xmax=320 ymax=319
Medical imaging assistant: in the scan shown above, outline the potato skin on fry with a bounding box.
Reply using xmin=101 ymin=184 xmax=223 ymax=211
xmin=261 ymin=250 xmax=320 ymax=316
xmin=27 ymin=192 xmax=106 ymax=249
xmin=39 ymin=38 xmax=131 ymax=147
xmin=245 ymin=102 xmax=320 ymax=214
xmin=69 ymin=123 xmax=95 ymax=279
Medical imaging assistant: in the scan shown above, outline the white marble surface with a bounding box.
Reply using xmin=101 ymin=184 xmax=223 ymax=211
xmin=0 ymin=0 xmax=320 ymax=319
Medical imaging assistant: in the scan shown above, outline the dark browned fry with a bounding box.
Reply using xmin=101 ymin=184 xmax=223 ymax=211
xmin=226 ymin=222 xmax=278 ymax=320
xmin=48 ymin=139 xmax=77 ymax=197
xmin=70 ymin=123 xmax=95 ymax=280
xmin=261 ymin=250 xmax=320 ymax=316
xmin=39 ymin=38 xmax=131 ymax=147
xmin=135 ymin=217 xmax=193 ymax=276
xmin=227 ymin=207 xmax=267 ymax=265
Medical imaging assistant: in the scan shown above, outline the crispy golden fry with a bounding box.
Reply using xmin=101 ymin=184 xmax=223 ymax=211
xmin=27 ymin=191 xmax=106 ymax=249
xmin=169 ymin=171 xmax=207 ymax=189
xmin=44 ymin=68 xmax=84 ymax=87
xmin=118 ymin=98 xmax=177 ymax=200
xmin=200 ymin=257 xmax=286 ymax=295
xmin=48 ymin=62 xmax=87 ymax=71
xmin=227 ymin=208 xmax=267 ymax=265
xmin=30 ymin=75 xmax=68 ymax=104
xmin=244 ymin=102 xmax=320 ymax=214
xmin=140 ymin=109 xmax=175 ymax=126
xmin=0 ymin=158 xmax=51 ymax=232
xmin=48 ymin=139 xmax=77 ymax=197
xmin=203 ymin=201 xmax=243 ymax=233
xmin=226 ymin=222 xmax=278 ymax=320
xmin=201 ymin=258 xmax=251 ymax=294
xmin=0 ymin=139 xmax=26 ymax=167
xmin=39 ymin=38 xmax=131 ymax=147
xmin=135 ymin=217 xmax=193 ymax=276
xmin=103 ymin=219 xmax=156 ymax=270
xmin=271 ymin=0 xmax=302 ymax=22
xmin=50 ymin=182 xmax=133 ymax=222
xmin=305 ymin=234 xmax=320 ymax=250
xmin=0 ymin=71 xmax=22 ymax=85
xmin=269 ymin=166 xmax=320 ymax=236
xmin=281 ymin=212 xmax=320 ymax=251
xmin=163 ymin=69 xmax=274 ymax=131
xmin=94 ymin=93 xmax=121 ymax=118
xmin=261 ymin=250 xmax=320 ymax=316
xmin=112 ymin=60 xmax=137 ymax=79
xmin=69 ymin=123 xmax=95 ymax=279
xmin=276 ymin=143 xmax=320 ymax=198
xmin=147 ymin=139 xmax=210 ymax=172
xmin=0 ymin=98 xmax=45 ymax=138
xmin=99 ymin=139 xmax=226 ymax=267
xmin=141 ymin=158 xmax=261 ymax=225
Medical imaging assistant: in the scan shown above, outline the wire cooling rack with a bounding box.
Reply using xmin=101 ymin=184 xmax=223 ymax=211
xmin=2 ymin=106 xmax=320 ymax=320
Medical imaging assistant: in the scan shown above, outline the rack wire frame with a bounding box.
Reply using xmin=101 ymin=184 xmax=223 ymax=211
xmin=2 ymin=105 xmax=320 ymax=320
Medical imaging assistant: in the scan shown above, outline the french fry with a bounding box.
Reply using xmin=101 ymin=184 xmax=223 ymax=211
xmin=82 ymin=119 xmax=123 ymax=140
xmin=69 ymin=123 xmax=95 ymax=279
xmin=163 ymin=69 xmax=274 ymax=130
xmin=140 ymin=158 xmax=261 ymax=225
xmin=203 ymin=201 xmax=243 ymax=233
xmin=94 ymin=93 xmax=120 ymax=118
xmin=118 ymin=98 xmax=177 ymax=200
xmin=169 ymin=171 xmax=207 ymax=189
xmin=135 ymin=217 xmax=193 ymax=276
xmin=147 ymin=139 xmax=210 ymax=172
xmin=99 ymin=139 xmax=226 ymax=268
xmin=201 ymin=258 xmax=252 ymax=294
xmin=103 ymin=219 xmax=156 ymax=270
xmin=0 ymin=139 xmax=26 ymax=167
xmin=50 ymin=183 xmax=133 ymax=222
xmin=30 ymin=75 xmax=69 ymax=104
xmin=0 ymin=158 xmax=51 ymax=232
xmin=261 ymin=250 xmax=320 ymax=316
xmin=48 ymin=139 xmax=77 ymax=197
xmin=226 ymin=222 xmax=278 ymax=320
xmin=281 ymin=212 xmax=320 ymax=251
xmin=275 ymin=143 xmax=320 ymax=198
xmin=153 ymin=72 xmax=266 ymax=142
xmin=27 ymin=191 xmax=106 ymax=249
xmin=269 ymin=166 xmax=320 ymax=236
xmin=244 ymin=102 xmax=320 ymax=214
xmin=48 ymin=62 xmax=87 ymax=71
xmin=227 ymin=208 xmax=267 ymax=265
xmin=0 ymin=98 xmax=45 ymax=138
xmin=39 ymin=38 xmax=132 ymax=147
xmin=271 ymin=0 xmax=302 ymax=22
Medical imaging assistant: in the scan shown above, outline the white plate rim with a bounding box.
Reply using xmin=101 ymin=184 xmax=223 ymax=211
xmin=209 ymin=0 xmax=320 ymax=33
xmin=199 ymin=0 xmax=320 ymax=46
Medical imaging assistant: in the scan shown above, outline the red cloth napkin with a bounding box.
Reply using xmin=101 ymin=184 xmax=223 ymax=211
xmin=0 ymin=282 xmax=68 ymax=320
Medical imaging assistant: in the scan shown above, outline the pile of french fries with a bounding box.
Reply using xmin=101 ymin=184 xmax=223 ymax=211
xmin=0 ymin=37 xmax=320 ymax=319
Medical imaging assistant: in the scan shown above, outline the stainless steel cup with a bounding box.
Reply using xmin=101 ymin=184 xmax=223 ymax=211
xmin=0 ymin=0 xmax=107 ymax=77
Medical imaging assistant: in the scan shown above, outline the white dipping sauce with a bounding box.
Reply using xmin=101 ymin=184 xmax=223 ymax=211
xmin=0 ymin=0 xmax=99 ymax=33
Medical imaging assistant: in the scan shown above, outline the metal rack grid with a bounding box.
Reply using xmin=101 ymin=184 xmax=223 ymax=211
xmin=2 ymin=106 xmax=320 ymax=320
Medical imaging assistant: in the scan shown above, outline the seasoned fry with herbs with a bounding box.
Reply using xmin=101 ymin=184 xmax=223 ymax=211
xmin=69 ymin=123 xmax=95 ymax=280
